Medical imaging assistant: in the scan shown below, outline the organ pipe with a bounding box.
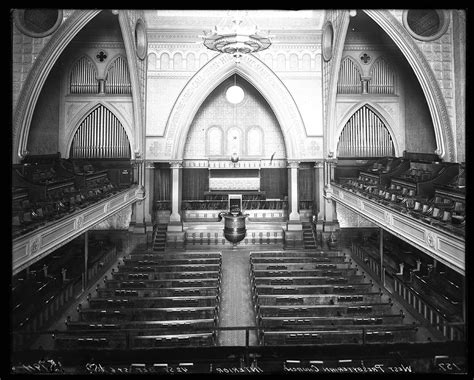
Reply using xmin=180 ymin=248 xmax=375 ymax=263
xmin=336 ymin=106 xmax=394 ymax=158
xmin=337 ymin=58 xmax=362 ymax=94
xmin=105 ymin=57 xmax=131 ymax=95
xmin=369 ymin=58 xmax=395 ymax=94
xmin=70 ymin=56 xmax=98 ymax=94
xmin=70 ymin=106 xmax=131 ymax=159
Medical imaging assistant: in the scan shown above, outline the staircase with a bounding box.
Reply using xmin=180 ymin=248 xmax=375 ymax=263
xmin=302 ymin=222 xmax=317 ymax=249
xmin=152 ymin=224 xmax=168 ymax=252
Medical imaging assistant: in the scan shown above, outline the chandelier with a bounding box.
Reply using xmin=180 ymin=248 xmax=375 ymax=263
xmin=201 ymin=11 xmax=272 ymax=60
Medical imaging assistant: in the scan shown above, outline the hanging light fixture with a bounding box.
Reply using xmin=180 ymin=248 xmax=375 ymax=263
xmin=229 ymin=74 xmax=240 ymax=165
xmin=201 ymin=11 xmax=272 ymax=61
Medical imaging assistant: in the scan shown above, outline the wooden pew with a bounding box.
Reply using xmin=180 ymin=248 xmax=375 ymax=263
xmin=112 ymin=270 xmax=221 ymax=281
xmin=258 ymin=314 xmax=405 ymax=328
xmin=123 ymin=257 xmax=221 ymax=266
xmin=129 ymin=251 xmax=222 ymax=259
xmin=253 ymin=275 xmax=368 ymax=286
xmin=254 ymin=292 xmax=384 ymax=306
xmin=104 ymin=278 xmax=220 ymax=289
xmin=251 ymin=268 xmax=358 ymax=278
xmin=119 ymin=264 xmax=221 ymax=273
xmin=250 ymin=262 xmax=352 ymax=270
xmin=97 ymin=286 xmax=219 ymax=298
xmin=250 ymin=250 xmax=346 ymax=258
xmin=257 ymin=302 xmax=394 ymax=318
xmin=88 ymin=295 xmax=219 ymax=308
xmin=253 ymin=283 xmax=374 ymax=295
xmin=260 ymin=325 xmax=418 ymax=345
xmin=55 ymin=331 xmax=218 ymax=350
xmin=66 ymin=318 xmax=217 ymax=333
xmin=79 ymin=306 xmax=218 ymax=322
xmin=250 ymin=256 xmax=348 ymax=264
xmin=132 ymin=332 xmax=216 ymax=348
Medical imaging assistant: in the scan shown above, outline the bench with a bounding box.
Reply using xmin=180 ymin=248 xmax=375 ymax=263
xmin=97 ymin=286 xmax=219 ymax=298
xmin=89 ymin=295 xmax=219 ymax=309
xmin=257 ymin=302 xmax=393 ymax=318
xmin=258 ymin=314 xmax=405 ymax=328
xmin=254 ymin=292 xmax=383 ymax=306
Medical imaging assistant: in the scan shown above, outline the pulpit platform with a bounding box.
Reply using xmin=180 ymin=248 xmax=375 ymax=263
xmin=183 ymin=219 xmax=287 ymax=248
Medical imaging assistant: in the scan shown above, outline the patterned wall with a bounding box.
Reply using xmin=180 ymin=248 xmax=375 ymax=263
xmin=183 ymin=76 xmax=287 ymax=160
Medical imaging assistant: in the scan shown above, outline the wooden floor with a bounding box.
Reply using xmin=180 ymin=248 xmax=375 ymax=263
xmin=218 ymin=249 xmax=258 ymax=346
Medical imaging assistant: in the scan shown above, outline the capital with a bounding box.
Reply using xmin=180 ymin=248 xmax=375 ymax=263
xmin=314 ymin=161 xmax=324 ymax=169
xmin=287 ymin=160 xmax=300 ymax=169
xmin=170 ymin=160 xmax=183 ymax=169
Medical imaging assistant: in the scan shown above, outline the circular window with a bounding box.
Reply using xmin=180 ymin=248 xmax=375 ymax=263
xmin=134 ymin=18 xmax=147 ymax=60
xmin=403 ymin=10 xmax=449 ymax=41
xmin=13 ymin=9 xmax=63 ymax=38
xmin=226 ymin=85 xmax=245 ymax=104
xmin=322 ymin=21 xmax=334 ymax=62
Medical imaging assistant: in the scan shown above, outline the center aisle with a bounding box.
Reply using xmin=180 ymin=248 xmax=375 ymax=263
xmin=218 ymin=249 xmax=258 ymax=346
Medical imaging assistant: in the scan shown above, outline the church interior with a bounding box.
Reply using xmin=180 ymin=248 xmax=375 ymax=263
xmin=10 ymin=9 xmax=467 ymax=374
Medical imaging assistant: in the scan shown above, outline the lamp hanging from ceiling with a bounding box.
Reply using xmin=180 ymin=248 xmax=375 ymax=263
xmin=201 ymin=11 xmax=272 ymax=61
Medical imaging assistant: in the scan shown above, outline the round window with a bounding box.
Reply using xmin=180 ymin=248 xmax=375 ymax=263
xmin=135 ymin=18 xmax=147 ymax=60
xmin=13 ymin=9 xmax=63 ymax=38
xmin=322 ymin=21 xmax=334 ymax=62
xmin=403 ymin=10 xmax=449 ymax=41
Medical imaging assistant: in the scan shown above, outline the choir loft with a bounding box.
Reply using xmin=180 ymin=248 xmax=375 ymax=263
xmin=10 ymin=9 xmax=467 ymax=375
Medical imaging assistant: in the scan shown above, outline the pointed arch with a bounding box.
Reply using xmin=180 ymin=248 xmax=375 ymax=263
xmin=335 ymin=102 xmax=400 ymax=157
xmin=14 ymin=10 xmax=102 ymax=161
xmin=163 ymin=53 xmax=307 ymax=160
xmin=363 ymin=9 xmax=455 ymax=161
xmin=104 ymin=55 xmax=131 ymax=94
xmin=65 ymin=102 xmax=134 ymax=159
xmin=337 ymin=56 xmax=363 ymax=94
xmin=69 ymin=55 xmax=99 ymax=94
xmin=368 ymin=56 xmax=397 ymax=94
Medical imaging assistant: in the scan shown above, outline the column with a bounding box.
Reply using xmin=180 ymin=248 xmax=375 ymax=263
xmin=379 ymin=228 xmax=384 ymax=283
xmin=144 ymin=162 xmax=155 ymax=233
xmin=98 ymin=79 xmax=106 ymax=94
xmin=287 ymin=160 xmax=300 ymax=222
xmin=361 ymin=76 xmax=371 ymax=94
xmin=82 ymin=231 xmax=89 ymax=292
xmin=314 ymin=161 xmax=324 ymax=220
xmin=167 ymin=160 xmax=185 ymax=248
xmin=323 ymin=156 xmax=339 ymax=233
xmin=285 ymin=160 xmax=303 ymax=248
xmin=169 ymin=160 xmax=183 ymax=223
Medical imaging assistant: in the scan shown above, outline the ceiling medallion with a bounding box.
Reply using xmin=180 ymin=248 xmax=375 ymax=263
xmin=201 ymin=11 xmax=272 ymax=61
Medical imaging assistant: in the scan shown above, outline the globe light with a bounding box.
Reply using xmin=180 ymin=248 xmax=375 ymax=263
xmin=226 ymin=85 xmax=244 ymax=104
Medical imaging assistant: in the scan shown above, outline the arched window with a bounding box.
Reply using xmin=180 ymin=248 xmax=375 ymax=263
xmin=173 ymin=53 xmax=183 ymax=70
xmin=69 ymin=56 xmax=98 ymax=94
xmin=337 ymin=105 xmax=394 ymax=157
xmin=369 ymin=57 xmax=396 ymax=94
xmin=105 ymin=56 xmax=131 ymax=94
xmin=247 ymin=126 xmax=263 ymax=156
xmin=337 ymin=57 xmax=362 ymax=94
xmin=186 ymin=53 xmax=195 ymax=71
xmin=70 ymin=105 xmax=131 ymax=158
xmin=148 ymin=53 xmax=157 ymax=71
xmin=207 ymin=126 xmax=223 ymax=156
